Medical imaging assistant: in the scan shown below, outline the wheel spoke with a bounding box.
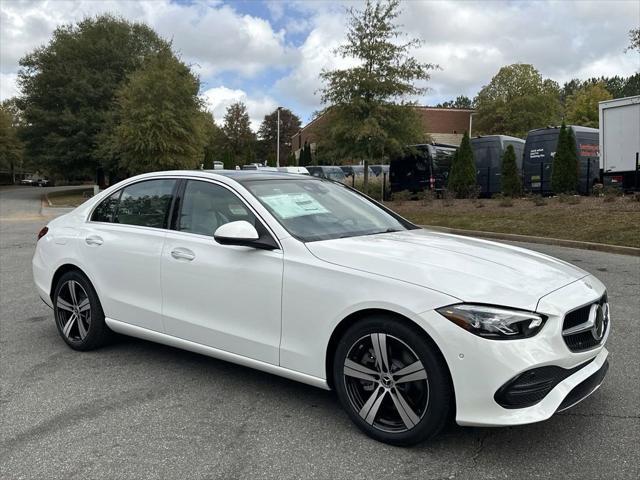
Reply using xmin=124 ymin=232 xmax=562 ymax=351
xmin=56 ymin=297 xmax=74 ymax=312
xmin=78 ymin=298 xmax=90 ymax=313
xmin=344 ymin=359 xmax=379 ymax=382
xmin=77 ymin=316 xmax=88 ymax=339
xmin=370 ymin=333 xmax=390 ymax=373
xmin=359 ymin=387 xmax=387 ymax=425
xmin=62 ymin=313 xmax=77 ymax=337
xmin=68 ymin=281 xmax=78 ymax=306
xmin=393 ymin=360 xmax=427 ymax=384
xmin=389 ymin=389 xmax=420 ymax=429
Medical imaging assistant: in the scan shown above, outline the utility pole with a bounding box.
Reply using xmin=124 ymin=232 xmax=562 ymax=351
xmin=276 ymin=107 xmax=281 ymax=168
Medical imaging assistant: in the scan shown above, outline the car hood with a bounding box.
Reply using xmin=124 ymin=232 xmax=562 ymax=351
xmin=305 ymin=229 xmax=588 ymax=311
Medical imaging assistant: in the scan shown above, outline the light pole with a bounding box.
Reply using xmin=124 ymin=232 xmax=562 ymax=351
xmin=276 ymin=107 xmax=282 ymax=168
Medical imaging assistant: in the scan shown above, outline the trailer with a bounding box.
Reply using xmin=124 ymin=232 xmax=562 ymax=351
xmin=523 ymin=125 xmax=599 ymax=195
xmin=471 ymin=135 xmax=525 ymax=196
xmin=599 ymin=95 xmax=640 ymax=191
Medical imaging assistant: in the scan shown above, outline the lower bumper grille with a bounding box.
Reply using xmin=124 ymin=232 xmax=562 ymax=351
xmin=557 ymin=359 xmax=609 ymax=412
xmin=495 ymin=358 xmax=595 ymax=409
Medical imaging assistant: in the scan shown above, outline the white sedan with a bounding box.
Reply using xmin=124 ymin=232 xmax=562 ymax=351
xmin=33 ymin=170 xmax=610 ymax=445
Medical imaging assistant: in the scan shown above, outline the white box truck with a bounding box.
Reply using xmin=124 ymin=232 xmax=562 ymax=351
xmin=599 ymin=95 xmax=640 ymax=190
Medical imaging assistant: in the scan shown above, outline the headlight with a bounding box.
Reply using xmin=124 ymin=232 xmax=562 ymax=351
xmin=437 ymin=304 xmax=545 ymax=339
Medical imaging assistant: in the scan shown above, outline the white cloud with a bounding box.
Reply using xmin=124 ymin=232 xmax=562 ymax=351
xmin=0 ymin=0 xmax=292 ymax=78
xmin=0 ymin=73 xmax=19 ymax=101
xmin=201 ymin=86 xmax=277 ymax=131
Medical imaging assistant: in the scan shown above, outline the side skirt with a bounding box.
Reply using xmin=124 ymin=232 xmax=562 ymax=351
xmin=105 ymin=318 xmax=330 ymax=391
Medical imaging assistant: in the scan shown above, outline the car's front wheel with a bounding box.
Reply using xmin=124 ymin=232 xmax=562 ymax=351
xmin=53 ymin=270 xmax=111 ymax=350
xmin=333 ymin=315 xmax=451 ymax=445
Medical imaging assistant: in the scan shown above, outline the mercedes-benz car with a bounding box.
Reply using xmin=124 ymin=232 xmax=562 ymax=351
xmin=32 ymin=170 xmax=610 ymax=445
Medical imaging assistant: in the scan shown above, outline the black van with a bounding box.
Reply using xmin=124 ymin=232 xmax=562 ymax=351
xmin=523 ymin=126 xmax=599 ymax=195
xmin=390 ymin=143 xmax=458 ymax=193
xmin=471 ymin=135 xmax=525 ymax=196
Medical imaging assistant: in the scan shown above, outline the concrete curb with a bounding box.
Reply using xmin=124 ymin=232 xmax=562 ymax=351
xmin=421 ymin=225 xmax=640 ymax=257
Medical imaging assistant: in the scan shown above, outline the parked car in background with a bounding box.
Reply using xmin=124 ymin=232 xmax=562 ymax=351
xmin=370 ymin=165 xmax=390 ymax=177
xmin=340 ymin=165 xmax=375 ymax=178
xmin=34 ymin=170 xmax=610 ymax=446
xmin=471 ymin=135 xmax=525 ymax=196
xmin=599 ymin=95 xmax=640 ymax=191
xmin=390 ymin=143 xmax=458 ymax=193
xmin=20 ymin=177 xmax=35 ymax=186
xmin=37 ymin=178 xmax=53 ymax=187
xmin=277 ymin=166 xmax=310 ymax=175
xmin=242 ymin=164 xmax=278 ymax=172
xmin=212 ymin=161 xmax=224 ymax=170
xmin=306 ymin=165 xmax=346 ymax=182
xmin=523 ymin=126 xmax=599 ymax=195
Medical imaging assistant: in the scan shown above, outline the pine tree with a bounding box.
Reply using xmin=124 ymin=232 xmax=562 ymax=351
xmin=551 ymin=123 xmax=578 ymax=194
xmin=501 ymin=144 xmax=522 ymax=197
xmin=448 ymin=132 xmax=476 ymax=197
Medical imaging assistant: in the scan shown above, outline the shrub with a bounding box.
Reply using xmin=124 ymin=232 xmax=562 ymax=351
xmin=494 ymin=193 xmax=514 ymax=207
xmin=551 ymin=122 xmax=578 ymax=194
xmin=592 ymin=183 xmax=604 ymax=197
xmin=392 ymin=189 xmax=412 ymax=204
xmin=447 ymin=132 xmax=477 ymax=198
xmin=417 ymin=189 xmax=436 ymax=205
xmin=441 ymin=188 xmax=456 ymax=207
xmin=532 ymin=195 xmax=547 ymax=206
xmin=602 ymin=186 xmax=621 ymax=203
xmin=501 ymin=145 xmax=522 ymax=197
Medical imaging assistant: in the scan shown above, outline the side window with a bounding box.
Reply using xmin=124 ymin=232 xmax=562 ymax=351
xmin=118 ymin=180 xmax=176 ymax=228
xmin=178 ymin=181 xmax=257 ymax=237
xmin=91 ymin=179 xmax=176 ymax=228
xmin=91 ymin=191 xmax=122 ymax=223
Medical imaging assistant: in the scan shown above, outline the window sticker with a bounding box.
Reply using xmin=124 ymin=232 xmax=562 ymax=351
xmin=261 ymin=193 xmax=329 ymax=219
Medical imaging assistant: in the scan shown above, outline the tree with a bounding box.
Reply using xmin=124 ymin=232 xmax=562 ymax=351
xmin=107 ymin=50 xmax=205 ymax=175
xmin=299 ymin=142 xmax=312 ymax=166
xmin=474 ymin=64 xmax=562 ymax=138
xmin=200 ymin=111 xmax=227 ymax=168
xmin=319 ymin=0 xmax=436 ymax=187
xmin=0 ymin=102 xmax=24 ymax=183
xmin=551 ymin=123 xmax=578 ymax=194
xmin=17 ymin=15 xmax=169 ymax=180
xmin=222 ymin=102 xmax=256 ymax=167
xmin=435 ymin=95 xmax=473 ymax=109
xmin=500 ymin=144 xmax=522 ymax=197
xmin=626 ymin=27 xmax=640 ymax=53
xmin=447 ymin=131 xmax=476 ymax=197
xmin=257 ymin=108 xmax=301 ymax=166
xmin=565 ymin=82 xmax=612 ymax=128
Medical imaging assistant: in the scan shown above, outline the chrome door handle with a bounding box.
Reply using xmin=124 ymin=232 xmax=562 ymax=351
xmin=85 ymin=235 xmax=103 ymax=246
xmin=171 ymin=248 xmax=195 ymax=261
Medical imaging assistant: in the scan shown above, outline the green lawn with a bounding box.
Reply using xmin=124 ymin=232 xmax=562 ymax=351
xmin=388 ymin=196 xmax=640 ymax=248
xmin=46 ymin=188 xmax=94 ymax=207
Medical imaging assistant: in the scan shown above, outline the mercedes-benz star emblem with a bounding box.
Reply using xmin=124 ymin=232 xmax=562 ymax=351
xmin=592 ymin=304 xmax=605 ymax=341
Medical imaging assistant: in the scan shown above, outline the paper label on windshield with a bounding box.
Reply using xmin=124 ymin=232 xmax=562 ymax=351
xmin=262 ymin=193 xmax=329 ymax=219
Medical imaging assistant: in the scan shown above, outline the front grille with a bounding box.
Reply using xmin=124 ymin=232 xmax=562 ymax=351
xmin=562 ymin=294 xmax=608 ymax=352
xmin=494 ymin=358 xmax=594 ymax=409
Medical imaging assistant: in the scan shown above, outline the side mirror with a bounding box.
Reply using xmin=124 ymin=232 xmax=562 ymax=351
xmin=213 ymin=220 xmax=277 ymax=250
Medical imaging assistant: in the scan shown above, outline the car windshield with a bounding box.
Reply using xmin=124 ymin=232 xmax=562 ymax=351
xmin=244 ymin=178 xmax=412 ymax=242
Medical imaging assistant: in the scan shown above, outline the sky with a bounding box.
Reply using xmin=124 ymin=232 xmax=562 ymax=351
xmin=1 ymin=0 xmax=638 ymax=130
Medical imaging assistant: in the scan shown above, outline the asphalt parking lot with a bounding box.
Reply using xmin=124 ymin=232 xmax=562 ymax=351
xmin=1 ymin=185 xmax=638 ymax=480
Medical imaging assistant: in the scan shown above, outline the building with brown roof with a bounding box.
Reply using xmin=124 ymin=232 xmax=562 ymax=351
xmin=291 ymin=106 xmax=475 ymax=158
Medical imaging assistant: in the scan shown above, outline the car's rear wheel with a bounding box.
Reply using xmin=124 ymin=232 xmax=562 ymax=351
xmin=333 ymin=315 xmax=451 ymax=445
xmin=53 ymin=270 xmax=111 ymax=350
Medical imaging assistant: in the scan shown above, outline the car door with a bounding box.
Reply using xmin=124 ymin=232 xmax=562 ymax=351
xmin=161 ymin=179 xmax=283 ymax=365
xmin=79 ymin=178 xmax=177 ymax=332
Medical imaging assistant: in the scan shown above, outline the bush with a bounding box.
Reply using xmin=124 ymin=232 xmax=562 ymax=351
xmin=441 ymin=188 xmax=456 ymax=207
xmin=501 ymin=144 xmax=522 ymax=197
xmin=494 ymin=193 xmax=513 ymax=207
xmin=392 ymin=189 xmax=412 ymax=203
xmin=602 ymin=186 xmax=621 ymax=203
xmin=551 ymin=122 xmax=578 ymax=194
xmin=417 ymin=189 xmax=436 ymax=205
xmin=591 ymin=183 xmax=604 ymax=197
xmin=447 ymin=132 xmax=477 ymax=198
xmin=531 ymin=195 xmax=547 ymax=206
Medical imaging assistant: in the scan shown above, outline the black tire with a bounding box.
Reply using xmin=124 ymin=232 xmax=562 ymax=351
xmin=333 ymin=315 xmax=452 ymax=446
xmin=52 ymin=270 xmax=112 ymax=351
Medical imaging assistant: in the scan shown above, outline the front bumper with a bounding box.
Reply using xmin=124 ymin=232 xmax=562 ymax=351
xmin=418 ymin=275 xmax=609 ymax=427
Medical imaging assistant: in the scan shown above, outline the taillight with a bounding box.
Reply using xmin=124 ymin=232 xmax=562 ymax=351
xmin=37 ymin=226 xmax=48 ymax=241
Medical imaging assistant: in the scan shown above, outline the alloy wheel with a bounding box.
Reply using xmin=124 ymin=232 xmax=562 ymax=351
xmin=343 ymin=333 xmax=430 ymax=433
xmin=55 ymin=280 xmax=91 ymax=342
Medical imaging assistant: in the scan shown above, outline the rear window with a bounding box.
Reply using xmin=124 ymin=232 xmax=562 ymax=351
xmin=91 ymin=179 xmax=176 ymax=229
